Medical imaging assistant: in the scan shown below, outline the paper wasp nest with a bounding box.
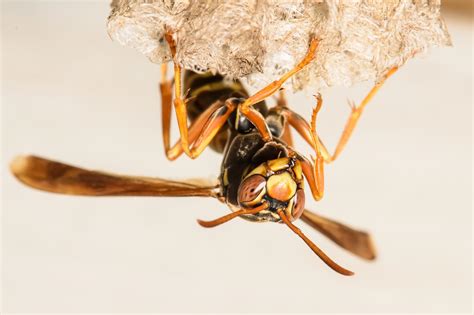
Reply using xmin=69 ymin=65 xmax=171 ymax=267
xmin=108 ymin=0 xmax=451 ymax=91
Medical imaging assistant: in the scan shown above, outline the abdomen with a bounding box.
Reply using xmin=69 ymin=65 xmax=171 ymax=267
xmin=183 ymin=70 xmax=249 ymax=153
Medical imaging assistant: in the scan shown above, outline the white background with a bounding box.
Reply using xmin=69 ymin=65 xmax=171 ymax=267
xmin=2 ymin=1 xmax=472 ymax=313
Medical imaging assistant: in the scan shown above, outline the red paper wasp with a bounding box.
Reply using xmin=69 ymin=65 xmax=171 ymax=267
xmin=11 ymin=30 xmax=398 ymax=276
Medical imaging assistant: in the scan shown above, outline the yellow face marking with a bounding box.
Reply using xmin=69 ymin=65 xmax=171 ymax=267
xmin=293 ymin=160 xmax=303 ymax=181
xmin=266 ymin=172 xmax=297 ymax=202
xmin=222 ymin=169 xmax=229 ymax=186
xmin=285 ymin=197 xmax=295 ymax=219
xmin=246 ymin=164 xmax=267 ymax=178
xmin=267 ymin=157 xmax=291 ymax=172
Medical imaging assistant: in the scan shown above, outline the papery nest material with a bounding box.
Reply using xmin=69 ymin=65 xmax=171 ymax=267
xmin=108 ymin=0 xmax=451 ymax=91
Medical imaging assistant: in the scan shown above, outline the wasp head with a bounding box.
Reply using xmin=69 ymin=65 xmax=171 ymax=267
xmin=237 ymin=156 xmax=305 ymax=222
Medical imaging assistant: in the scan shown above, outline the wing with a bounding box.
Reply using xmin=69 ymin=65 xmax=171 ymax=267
xmin=10 ymin=155 xmax=219 ymax=198
xmin=301 ymin=209 xmax=376 ymax=260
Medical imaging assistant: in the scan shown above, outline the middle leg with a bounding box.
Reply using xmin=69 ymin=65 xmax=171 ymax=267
xmin=286 ymin=98 xmax=326 ymax=202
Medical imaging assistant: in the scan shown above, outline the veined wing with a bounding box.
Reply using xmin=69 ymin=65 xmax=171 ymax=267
xmin=301 ymin=209 xmax=376 ymax=260
xmin=10 ymin=155 xmax=219 ymax=198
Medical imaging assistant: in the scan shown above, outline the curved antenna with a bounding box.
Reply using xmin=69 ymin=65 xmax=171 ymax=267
xmin=277 ymin=209 xmax=354 ymax=276
xmin=197 ymin=202 xmax=269 ymax=228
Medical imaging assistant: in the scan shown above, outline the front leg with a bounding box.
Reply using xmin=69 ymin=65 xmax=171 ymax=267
xmin=293 ymin=152 xmax=325 ymax=201
xmin=238 ymin=105 xmax=273 ymax=141
xmin=264 ymin=96 xmax=325 ymax=201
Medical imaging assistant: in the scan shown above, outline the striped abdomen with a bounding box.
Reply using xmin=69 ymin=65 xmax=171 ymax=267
xmin=183 ymin=70 xmax=249 ymax=153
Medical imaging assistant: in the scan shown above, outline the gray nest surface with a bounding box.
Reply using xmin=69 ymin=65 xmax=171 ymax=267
xmin=108 ymin=0 xmax=451 ymax=91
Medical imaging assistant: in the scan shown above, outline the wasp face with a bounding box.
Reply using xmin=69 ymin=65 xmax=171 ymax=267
xmin=237 ymin=157 xmax=305 ymax=222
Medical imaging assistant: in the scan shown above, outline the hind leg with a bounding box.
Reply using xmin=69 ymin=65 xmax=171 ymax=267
xmin=317 ymin=67 xmax=399 ymax=163
xmin=162 ymin=29 xmax=195 ymax=158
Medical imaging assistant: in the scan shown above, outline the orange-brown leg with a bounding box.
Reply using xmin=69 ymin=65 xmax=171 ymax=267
xmin=239 ymin=106 xmax=273 ymax=141
xmin=280 ymin=106 xmax=318 ymax=150
xmin=166 ymin=99 xmax=237 ymax=160
xmin=166 ymin=99 xmax=225 ymax=160
xmin=164 ymin=30 xmax=194 ymax=157
xmin=163 ymin=29 xmax=237 ymax=160
xmin=159 ymin=61 xmax=216 ymax=160
xmin=241 ymin=38 xmax=319 ymax=109
xmin=261 ymin=94 xmax=323 ymax=201
xmin=159 ymin=62 xmax=173 ymax=154
xmin=187 ymin=100 xmax=238 ymax=159
xmin=282 ymin=96 xmax=325 ymax=201
xmin=317 ymin=66 xmax=399 ymax=163
xmin=277 ymin=67 xmax=398 ymax=202
xmin=292 ymin=151 xmax=324 ymax=201
xmin=239 ymin=38 xmax=319 ymax=141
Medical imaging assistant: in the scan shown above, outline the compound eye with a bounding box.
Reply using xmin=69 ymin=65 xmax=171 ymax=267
xmin=236 ymin=113 xmax=252 ymax=133
xmin=238 ymin=174 xmax=267 ymax=207
xmin=291 ymin=189 xmax=305 ymax=220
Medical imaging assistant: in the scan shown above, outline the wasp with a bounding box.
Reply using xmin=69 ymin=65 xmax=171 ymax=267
xmin=10 ymin=30 xmax=398 ymax=275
